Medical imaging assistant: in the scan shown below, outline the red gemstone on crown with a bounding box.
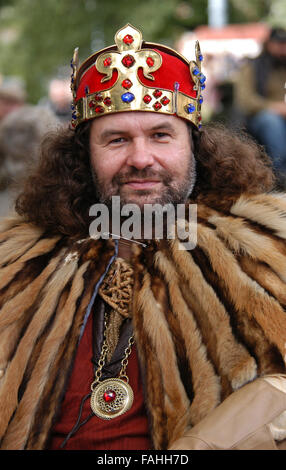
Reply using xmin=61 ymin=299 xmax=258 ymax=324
xmin=123 ymin=34 xmax=134 ymax=45
xmin=153 ymin=89 xmax=162 ymax=98
xmin=161 ymin=96 xmax=170 ymax=106
xmin=103 ymin=390 xmax=116 ymax=402
xmin=95 ymin=106 xmax=105 ymax=114
xmin=103 ymin=97 xmax=112 ymax=106
xmin=104 ymin=57 xmax=112 ymax=67
xmin=143 ymin=94 xmax=152 ymax=104
xmin=146 ymin=57 xmax=154 ymax=67
xmin=94 ymin=92 xmax=103 ymax=102
xmin=122 ymin=79 xmax=133 ymax=89
xmin=153 ymin=102 xmax=162 ymax=111
xmin=89 ymin=100 xmax=96 ymax=108
xmin=122 ymin=54 xmax=135 ymax=68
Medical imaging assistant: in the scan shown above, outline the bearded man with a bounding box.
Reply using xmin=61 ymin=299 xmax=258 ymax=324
xmin=0 ymin=24 xmax=286 ymax=451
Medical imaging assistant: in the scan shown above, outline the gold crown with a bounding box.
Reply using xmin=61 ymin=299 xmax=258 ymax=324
xmin=70 ymin=24 xmax=205 ymax=129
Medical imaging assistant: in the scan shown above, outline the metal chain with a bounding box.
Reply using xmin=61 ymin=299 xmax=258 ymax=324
xmin=118 ymin=336 xmax=135 ymax=382
xmin=93 ymin=341 xmax=109 ymax=384
xmin=91 ymin=313 xmax=134 ymax=391
xmin=91 ymin=313 xmax=109 ymax=390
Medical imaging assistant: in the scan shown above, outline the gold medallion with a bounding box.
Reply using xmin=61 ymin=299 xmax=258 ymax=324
xmin=91 ymin=378 xmax=134 ymax=420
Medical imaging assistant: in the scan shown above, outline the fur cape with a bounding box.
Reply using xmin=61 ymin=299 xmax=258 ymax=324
xmin=0 ymin=192 xmax=286 ymax=450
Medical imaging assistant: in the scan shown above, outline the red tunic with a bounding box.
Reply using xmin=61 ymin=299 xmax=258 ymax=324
xmin=49 ymin=311 xmax=152 ymax=450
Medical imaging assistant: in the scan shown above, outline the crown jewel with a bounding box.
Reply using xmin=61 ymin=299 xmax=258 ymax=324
xmin=70 ymin=24 xmax=205 ymax=129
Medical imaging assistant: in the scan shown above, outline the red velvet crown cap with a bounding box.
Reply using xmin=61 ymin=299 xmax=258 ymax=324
xmin=76 ymin=49 xmax=197 ymax=101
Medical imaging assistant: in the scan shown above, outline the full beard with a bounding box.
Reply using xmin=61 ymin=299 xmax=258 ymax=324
xmin=91 ymin=153 xmax=197 ymax=210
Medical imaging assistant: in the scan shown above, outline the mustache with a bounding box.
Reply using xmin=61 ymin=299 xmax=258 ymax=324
xmin=113 ymin=168 xmax=172 ymax=185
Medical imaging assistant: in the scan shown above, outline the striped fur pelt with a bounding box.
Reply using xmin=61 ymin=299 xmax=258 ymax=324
xmin=0 ymin=191 xmax=286 ymax=450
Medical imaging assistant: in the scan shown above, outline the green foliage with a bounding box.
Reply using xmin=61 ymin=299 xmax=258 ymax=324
xmin=267 ymin=0 xmax=286 ymax=28
xmin=228 ymin=0 xmax=270 ymax=23
xmin=1 ymin=0 xmax=189 ymax=102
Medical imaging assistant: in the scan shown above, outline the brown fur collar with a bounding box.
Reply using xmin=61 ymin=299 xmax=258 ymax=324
xmin=0 ymin=192 xmax=286 ymax=449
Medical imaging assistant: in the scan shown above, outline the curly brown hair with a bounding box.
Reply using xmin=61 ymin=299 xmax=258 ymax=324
xmin=191 ymin=122 xmax=275 ymax=210
xmin=15 ymin=120 xmax=275 ymax=238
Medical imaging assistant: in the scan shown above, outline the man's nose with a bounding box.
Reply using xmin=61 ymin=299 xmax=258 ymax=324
xmin=125 ymin=138 xmax=155 ymax=170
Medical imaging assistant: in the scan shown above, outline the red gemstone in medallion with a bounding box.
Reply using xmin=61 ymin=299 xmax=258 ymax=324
xmin=123 ymin=34 xmax=134 ymax=45
xmin=143 ymin=94 xmax=152 ymax=104
xmin=103 ymin=390 xmax=116 ymax=402
xmin=104 ymin=57 xmax=112 ymax=67
xmin=153 ymin=102 xmax=162 ymax=111
xmin=146 ymin=57 xmax=154 ymax=67
xmin=153 ymin=89 xmax=162 ymax=98
xmin=122 ymin=55 xmax=135 ymax=68
xmin=122 ymin=79 xmax=133 ymax=89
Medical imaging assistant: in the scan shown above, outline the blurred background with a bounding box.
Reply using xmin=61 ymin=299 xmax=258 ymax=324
xmin=0 ymin=0 xmax=285 ymax=215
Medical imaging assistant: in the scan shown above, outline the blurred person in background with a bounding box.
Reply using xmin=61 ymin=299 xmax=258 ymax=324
xmin=0 ymin=105 xmax=59 ymax=217
xmin=0 ymin=77 xmax=26 ymax=122
xmin=39 ymin=77 xmax=72 ymax=125
xmin=235 ymin=27 xmax=286 ymax=182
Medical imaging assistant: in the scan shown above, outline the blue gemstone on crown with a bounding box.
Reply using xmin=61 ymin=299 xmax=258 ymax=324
xmin=186 ymin=103 xmax=196 ymax=114
xmin=201 ymin=84 xmax=206 ymax=90
xmin=121 ymin=92 xmax=135 ymax=103
xmin=199 ymin=73 xmax=206 ymax=84
xmin=198 ymin=54 xmax=203 ymax=61
xmin=192 ymin=67 xmax=200 ymax=76
xmin=199 ymin=95 xmax=203 ymax=104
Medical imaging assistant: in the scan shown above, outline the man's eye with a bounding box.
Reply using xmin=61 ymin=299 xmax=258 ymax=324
xmin=109 ymin=137 xmax=125 ymax=144
xmin=153 ymin=132 xmax=170 ymax=139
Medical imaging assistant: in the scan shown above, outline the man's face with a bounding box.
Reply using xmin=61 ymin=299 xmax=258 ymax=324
xmin=89 ymin=111 xmax=196 ymax=208
xmin=267 ymin=40 xmax=286 ymax=62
